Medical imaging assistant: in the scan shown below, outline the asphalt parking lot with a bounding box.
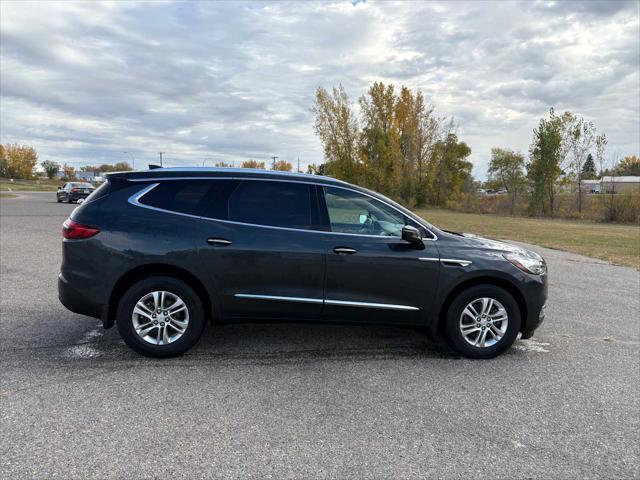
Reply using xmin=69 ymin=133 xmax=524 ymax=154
xmin=1 ymin=191 xmax=639 ymax=479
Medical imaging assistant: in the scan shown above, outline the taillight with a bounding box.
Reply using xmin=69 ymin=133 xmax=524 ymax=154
xmin=71 ymin=188 xmax=79 ymax=192
xmin=62 ymin=219 xmax=100 ymax=239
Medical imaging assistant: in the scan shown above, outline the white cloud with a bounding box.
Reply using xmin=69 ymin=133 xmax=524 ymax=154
xmin=1 ymin=0 xmax=638 ymax=177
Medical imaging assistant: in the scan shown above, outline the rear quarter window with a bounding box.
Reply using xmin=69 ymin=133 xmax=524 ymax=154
xmin=139 ymin=180 xmax=233 ymax=217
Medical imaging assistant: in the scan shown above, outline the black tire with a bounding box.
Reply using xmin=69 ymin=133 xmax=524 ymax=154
xmin=116 ymin=276 xmax=206 ymax=358
xmin=67 ymin=196 xmax=73 ymax=203
xmin=445 ymin=285 xmax=521 ymax=359
xmin=56 ymin=195 xmax=61 ymax=203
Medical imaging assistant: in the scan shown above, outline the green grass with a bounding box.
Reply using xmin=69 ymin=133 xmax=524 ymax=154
xmin=0 ymin=193 xmax=18 ymax=198
xmin=0 ymin=178 xmax=63 ymax=192
xmin=416 ymin=208 xmax=640 ymax=270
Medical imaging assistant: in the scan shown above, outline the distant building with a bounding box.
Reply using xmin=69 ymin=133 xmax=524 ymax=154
xmin=76 ymin=171 xmax=99 ymax=182
xmin=55 ymin=170 xmax=100 ymax=182
xmin=581 ymin=176 xmax=640 ymax=194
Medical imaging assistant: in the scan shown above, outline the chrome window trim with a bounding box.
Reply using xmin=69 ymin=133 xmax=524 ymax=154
xmin=127 ymin=178 xmax=438 ymax=240
xmin=234 ymin=294 xmax=419 ymax=311
xmin=418 ymin=257 xmax=440 ymax=262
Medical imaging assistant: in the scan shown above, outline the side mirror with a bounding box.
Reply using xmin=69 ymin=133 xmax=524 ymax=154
xmin=402 ymin=225 xmax=424 ymax=249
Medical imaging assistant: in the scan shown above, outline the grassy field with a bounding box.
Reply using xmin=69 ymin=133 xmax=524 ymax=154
xmin=416 ymin=209 xmax=640 ymax=269
xmin=0 ymin=178 xmax=64 ymax=191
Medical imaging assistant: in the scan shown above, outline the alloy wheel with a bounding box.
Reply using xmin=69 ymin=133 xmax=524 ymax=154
xmin=131 ymin=290 xmax=190 ymax=345
xmin=459 ymin=297 xmax=509 ymax=348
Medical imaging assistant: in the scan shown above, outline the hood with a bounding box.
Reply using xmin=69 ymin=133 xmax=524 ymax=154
xmin=456 ymin=232 xmax=544 ymax=261
xmin=459 ymin=232 xmax=525 ymax=253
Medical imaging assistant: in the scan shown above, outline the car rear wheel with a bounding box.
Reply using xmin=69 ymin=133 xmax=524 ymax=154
xmin=445 ymin=285 xmax=521 ymax=359
xmin=116 ymin=276 xmax=206 ymax=358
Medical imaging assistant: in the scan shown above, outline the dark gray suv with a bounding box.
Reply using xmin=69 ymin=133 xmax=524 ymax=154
xmin=59 ymin=168 xmax=548 ymax=358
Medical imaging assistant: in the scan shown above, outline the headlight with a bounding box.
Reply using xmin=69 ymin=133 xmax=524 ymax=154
xmin=504 ymin=252 xmax=547 ymax=275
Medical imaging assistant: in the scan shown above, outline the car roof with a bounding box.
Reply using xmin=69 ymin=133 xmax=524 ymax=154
xmin=108 ymin=167 xmax=350 ymax=187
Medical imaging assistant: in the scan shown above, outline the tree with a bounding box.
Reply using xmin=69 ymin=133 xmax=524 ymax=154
xmin=527 ymin=109 xmax=564 ymax=216
xmin=312 ymin=84 xmax=360 ymax=183
xmin=581 ymin=153 xmax=597 ymax=180
xmin=62 ymin=164 xmax=76 ymax=180
xmin=488 ymin=148 xmax=526 ymax=212
xmin=567 ymin=116 xmax=595 ymax=214
xmin=273 ymin=160 xmax=293 ymax=172
xmin=359 ymin=82 xmax=401 ymax=195
xmin=616 ymin=156 xmax=640 ymax=176
xmin=3 ymin=144 xmax=38 ymax=179
xmin=241 ymin=159 xmax=265 ymax=169
xmin=0 ymin=144 xmax=7 ymax=177
xmin=307 ymin=163 xmax=327 ymax=175
xmin=412 ymin=91 xmax=439 ymax=206
xmin=431 ymin=132 xmax=472 ymax=206
xmin=41 ymin=160 xmax=60 ymax=179
xmin=89 ymin=162 xmax=133 ymax=173
xmin=214 ymin=161 xmax=233 ymax=168
xmin=594 ymin=134 xmax=608 ymax=177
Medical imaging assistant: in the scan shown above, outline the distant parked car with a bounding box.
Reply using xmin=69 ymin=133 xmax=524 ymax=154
xmin=56 ymin=182 xmax=95 ymax=203
xmin=59 ymin=168 xmax=548 ymax=359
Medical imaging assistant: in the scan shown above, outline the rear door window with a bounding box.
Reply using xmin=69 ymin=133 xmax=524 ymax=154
xmin=228 ymin=180 xmax=314 ymax=229
xmin=140 ymin=180 xmax=232 ymax=217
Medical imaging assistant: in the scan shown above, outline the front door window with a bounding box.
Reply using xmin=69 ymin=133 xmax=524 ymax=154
xmin=324 ymin=187 xmax=418 ymax=237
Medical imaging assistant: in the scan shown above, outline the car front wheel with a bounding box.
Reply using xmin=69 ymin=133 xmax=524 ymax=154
xmin=445 ymin=285 xmax=521 ymax=359
xmin=116 ymin=276 xmax=206 ymax=358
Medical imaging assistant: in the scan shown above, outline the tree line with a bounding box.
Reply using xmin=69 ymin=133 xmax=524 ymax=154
xmin=310 ymin=83 xmax=637 ymax=221
xmin=488 ymin=109 xmax=638 ymax=218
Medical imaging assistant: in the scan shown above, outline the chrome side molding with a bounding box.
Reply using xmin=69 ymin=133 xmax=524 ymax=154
xmin=324 ymin=299 xmax=419 ymax=311
xmin=440 ymin=258 xmax=473 ymax=267
xmin=234 ymin=294 xmax=419 ymax=311
xmin=419 ymin=257 xmax=472 ymax=267
xmin=234 ymin=294 xmax=323 ymax=304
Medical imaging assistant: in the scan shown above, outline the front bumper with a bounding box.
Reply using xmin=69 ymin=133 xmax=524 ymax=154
xmin=521 ymin=273 xmax=548 ymax=338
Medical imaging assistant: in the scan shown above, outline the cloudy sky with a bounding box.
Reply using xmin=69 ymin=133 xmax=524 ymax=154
xmin=1 ymin=0 xmax=638 ymax=178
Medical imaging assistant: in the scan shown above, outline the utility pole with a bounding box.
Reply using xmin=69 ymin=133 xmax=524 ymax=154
xmin=271 ymin=155 xmax=278 ymax=170
xmin=123 ymin=151 xmax=135 ymax=170
xmin=158 ymin=152 xmax=165 ymax=167
xmin=297 ymin=157 xmax=300 ymax=173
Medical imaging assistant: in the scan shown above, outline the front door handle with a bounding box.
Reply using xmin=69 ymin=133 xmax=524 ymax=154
xmin=333 ymin=247 xmax=357 ymax=255
xmin=207 ymin=237 xmax=232 ymax=246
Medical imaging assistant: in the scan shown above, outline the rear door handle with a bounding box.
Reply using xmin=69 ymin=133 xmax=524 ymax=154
xmin=207 ymin=237 xmax=232 ymax=246
xmin=333 ymin=247 xmax=357 ymax=255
